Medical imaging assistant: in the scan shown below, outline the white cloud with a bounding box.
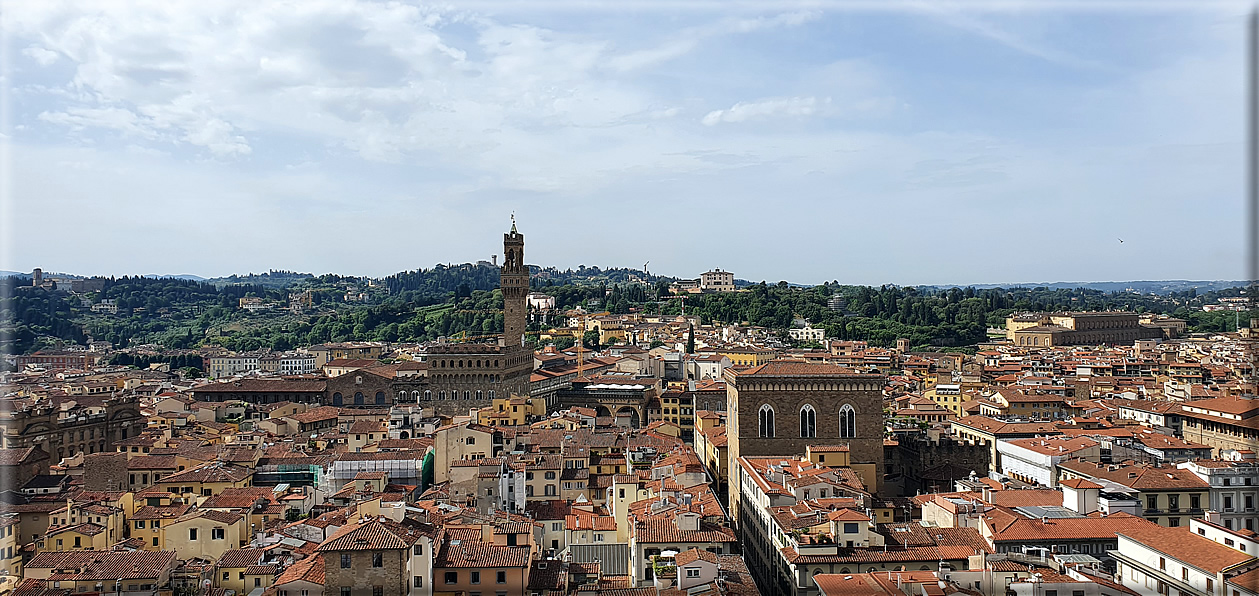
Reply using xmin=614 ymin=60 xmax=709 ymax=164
xmin=37 ymin=106 xmax=158 ymax=138
xmin=607 ymin=10 xmax=820 ymax=71
xmin=702 ymin=96 xmax=822 ymax=125
xmin=1 ymin=4 xmax=1245 ymax=283
xmin=21 ymin=45 xmax=59 ymax=66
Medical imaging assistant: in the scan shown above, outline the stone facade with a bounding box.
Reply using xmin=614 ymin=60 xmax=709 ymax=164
xmin=83 ymin=452 xmax=129 ymax=492
xmin=400 ymin=224 xmax=533 ymax=417
xmin=725 ymin=361 xmax=885 ymax=522
xmin=322 ymin=548 xmax=410 ymax=596
xmin=327 ymin=369 xmax=394 ymax=408
xmin=0 ymin=394 xmax=145 ymax=460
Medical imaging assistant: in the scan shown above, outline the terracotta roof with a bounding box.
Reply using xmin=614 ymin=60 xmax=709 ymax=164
xmin=275 ymin=554 xmax=324 ymax=586
xmin=988 ymin=511 xmax=1157 ymax=542
xmin=633 ymin=518 xmax=736 ymax=544
xmin=288 ymin=406 xmax=342 ymax=424
xmin=317 ymin=518 xmax=424 ymax=551
xmin=193 ymin=378 xmax=326 ymax=393
xmin=735 ymin=361 xmax=880 ymax=378
xmin=674 ymin=548 xmax=718 ymax=566
xmin=1059 ymin=478 xmax=1102 ymax=490
xmin=217 ymin=549 xmax=266 ymax=569
xmin=436 ymin=543 xmax=532 ymax=568
xmin=1117 ymin=524 xmax=1256 ymax=574
xmin=201 ymin=487 xmax=281 ymax=509
xmin=953 ymin=416 xmax=1061 ymax=436
xmin=171 ymin=509 xmax=243 ymax=526
xmin=127 ymin=455 xmax=179 ymax=470
xmin=0 ymin=447 xmax=46 ymax=466
xmin=781 ymin=544 xmax=978 ymax=565
xmin=1002 ymin=436 xmax=1099 ymax=456
xmin=1057 ymin=460 xmax=1209 ymax=490
xmin=27 ymin=550 xmax=176 ymax=580
xmin=131 ymin=504 xmax=192 ymax=520
xmin=159 ymin=462 xmax=252 ymax=484
xmin=985 ymin=489 xmax=1067 ymax=508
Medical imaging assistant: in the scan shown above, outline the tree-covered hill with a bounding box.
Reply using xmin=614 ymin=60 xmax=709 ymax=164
xmin=1 ymin=269 xmax=1251 ymax=357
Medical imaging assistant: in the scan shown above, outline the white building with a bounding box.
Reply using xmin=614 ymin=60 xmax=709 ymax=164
xmin=685 ymin=354 xmax=730 ymax=382
xmin=699 ymin=269 xmax=735 ymax=292
xmin=996 ymin=436 xmax=1101 ymax=487
xmin=1113 ymin=521 xmax=1258 ymax=596
xmin=90 ymin=299 xmax=117 ymax=314
xmin=788 ymin=324 xmax=825 ymax=343
xmin=1178 ymin=454 xmax=1259 ymax=533
xmin=279 ymin=353 xmax=317 ymax=375
xmin=527 ymin=293 xmax=556 ymax=310
xmin=207 ymin=353 xmax=262 ymax=379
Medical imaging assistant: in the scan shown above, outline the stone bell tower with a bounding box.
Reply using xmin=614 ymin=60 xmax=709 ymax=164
xmin=501 ymin=218 xmax=527 ymax=350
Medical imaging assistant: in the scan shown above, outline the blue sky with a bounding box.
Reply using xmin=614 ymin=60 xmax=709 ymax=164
xmin=0 ymin=1 xmax=1250 ymax=285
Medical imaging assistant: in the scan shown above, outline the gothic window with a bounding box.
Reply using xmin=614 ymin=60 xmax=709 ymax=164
xmin=439 ymin=391 xmax=446 ymax=400
xmin=758 ymin=404 xmax=775 ymax=438
xmin=424 ymin=390 xmax=431 ymax=401
xmin=476 ymin=390 xmax=483 ymax=400
xmin=488 ymin=390 xmax=495 ymax=399
xmin=800 ymin=405 xmax=816 ymax=438
xmin=464 ymin=391 xmax=471 ymax=400
xmin=839 ymin=404 xmax=856 ymax=438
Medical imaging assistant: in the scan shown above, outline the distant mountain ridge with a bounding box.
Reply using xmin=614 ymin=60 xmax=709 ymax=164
xmin=924 ymin=280 xmax=1248 ymax=295
xmin=1 ymin=266 xmax=1247 ymax=296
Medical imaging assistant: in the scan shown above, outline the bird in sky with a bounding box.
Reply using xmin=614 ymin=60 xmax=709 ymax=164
xmin=1117 ymin=238 xmax=1124 ymax=243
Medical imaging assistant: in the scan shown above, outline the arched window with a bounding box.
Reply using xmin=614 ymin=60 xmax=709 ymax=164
xmin=332 ymin=392 xmax=343 ymax=406
xmin=839 ymin=404 xmax=855 ymax=438
xmin=439 ymin=391 xmax=446 ymax=400
xmin=799 ymin=405 xmax=816 ymax=438
xmin=354 ymin=392 xmax=364 ymax=405
xmin=397 ymin=391 xmax=407 ymax=401
xmin=375 ymin=391 xmax=386 ymax=405
xmin=424 ymin=390 xmax=432 ymax=401
xmin=476 ymin=390 xmax=483 ymax=400
xmin=464 ymin=391 xmax=471 ymax=400
xmin=758 ymin=404 xmax=775 ymax=438
xmin=488 ymin=390 xmax=495 ymax=400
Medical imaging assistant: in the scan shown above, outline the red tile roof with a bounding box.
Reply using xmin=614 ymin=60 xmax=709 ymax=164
xmin=316 ymin=518 xmax=424 ymax=551
xmin=28 ymin=550 xmax=176 ymax=580
xmin=735 ymin=361 xmax=880 ymax=378
xmin=1117 ymin=524 xmax=1256 ymax=574
xmin=275 ymin=554 xmax=324 ymax=586
xmin=435 ymin=543 xmax=532 ymax=568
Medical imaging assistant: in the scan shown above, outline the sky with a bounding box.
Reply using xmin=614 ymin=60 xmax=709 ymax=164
xmin=0 ymin=1 xmax=1252 ymax=286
